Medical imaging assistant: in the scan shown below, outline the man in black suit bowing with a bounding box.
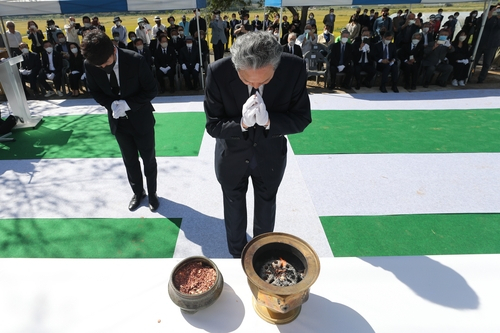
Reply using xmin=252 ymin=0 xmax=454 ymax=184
xmin=204 ymin=31 xmax=311 ymax=258
xmin=81 ymin=30 xmax=159 ymax=212
xmin=374 ymin=31 xmax=399 ymax=93
xmin=282 ymin=33 xmax=302 ymax=58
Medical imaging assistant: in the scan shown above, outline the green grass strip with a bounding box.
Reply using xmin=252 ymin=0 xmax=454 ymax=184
xmin=0 ymin=112 xmax=206 ymax=159
xmin=289 ymin=109 xmax=500 ymax=154
xmin=321 ymin=214 xmax=500 ymax=257
xmin=0 ymin=218 xmax=182 ymax=258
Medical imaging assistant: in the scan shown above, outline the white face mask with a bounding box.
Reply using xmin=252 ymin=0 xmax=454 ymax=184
xmin=289 ymin=40 xmax=295 ymax=47
xmin=45 ymin=47 xmax=53 ymax=53
xmin=58 ymin=38 xmax=66 ymax=43
xmin=459 ymin=36 xmax=467 ymax=42
xmin=172 ymin=35 xmax=178 ymax=40
xmin=383 ymin=39 xmax=391 ymax=45
xmin=49 ymin=25 xmax=55 ymax=29
xmin=304 ymin=29 xmax=311 ymax=34
xmin=70 ymin=47 xmax=78 ymax=54
xmin=160 ymin=42 xmax=168 ymax=48
xmin=131 ymin=37 xmax=136 ymax=41
xmin=341 ymin=37 xmax=348 ymax=43
xmin=186 ymin=43 xmax=193 ymax=48
xmin=136 ymin=45 xmax=144 ymax=50
xmin=113 ymin=37 xmax=119 ymax=41
xmin=179 ymin=31 xmax=185 ymax=36
xmin=21 ymin=48 xmax=30 ymax=54
xmin=30 ymin=25 xmax=36 ymax=30
xmin=215 ymin=15 xmax=220 ymax=20
xmin=116 ymin=22 xmax=121 ymax=26
xmin=423 ymin=27 xmax=429 ymax=33
xmin=472 ymin=13 xmax=477 ymax=17
xmin=84 ymin=23 xmax=91 ymax=28
xmin=309 ymin=15 xmax=313 ymax=19
xmin=409 ymin=20 xmax=415 ymax=25
xmin=243 ymin=20 xmax=248 ymax=24
xmin=411 ymin=39 xmax=420 ymax=45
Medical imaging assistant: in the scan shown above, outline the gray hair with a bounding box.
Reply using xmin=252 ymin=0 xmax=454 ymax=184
xmin=412 ymin=32 xmax=422 ymax=39
xmin=230 ymin=31 xmax=282 ymax=71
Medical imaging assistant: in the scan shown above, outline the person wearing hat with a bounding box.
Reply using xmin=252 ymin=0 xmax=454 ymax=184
xmin=135 ymin=18 xmax=150 ymax=46
xmin=190 ymin=8 xmax=207 ymax=37
xmin=152 ymin=16 xmax=166 ymax=38
xmin=179 ymin=36 xmax=200 ymax=90
xmin=179 ymin=14 xmax=190 ymax=36
xmin=210 ymin=10 xmax=227 ymax=61
xmin=112 ymin=16 xmax=128 ymax=44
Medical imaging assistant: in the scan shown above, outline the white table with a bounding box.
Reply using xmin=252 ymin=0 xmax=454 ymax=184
xmin=1 ymin=255 xmax=499 ymax=332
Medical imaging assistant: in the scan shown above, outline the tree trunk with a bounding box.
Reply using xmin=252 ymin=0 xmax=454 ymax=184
xmin=286 ymin=6 xmax=309 ymax=31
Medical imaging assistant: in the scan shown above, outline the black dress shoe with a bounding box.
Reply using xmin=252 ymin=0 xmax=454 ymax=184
xmin=411 ymin=84 xmax=417 ymax=90
xmin=379 ymin=86 xmax=387 ymax=93
xmin=392 ymin=86 xmax=399 ymax=93
xmin=423 ymin=83 xmax=429 ymax=88
xmin=149 ymin=193 xmax=160 ymax=212
xmin=355 ymin=83 xmax=361 ymax=90
xmin=404 ymin=84 xmax=410 ymax=90
xmin=128 ymin=192 xmax=146 ymax=211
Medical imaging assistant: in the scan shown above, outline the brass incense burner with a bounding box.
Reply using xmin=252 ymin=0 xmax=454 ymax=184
xmin=241 ymin=232 xmax=320 ymax=324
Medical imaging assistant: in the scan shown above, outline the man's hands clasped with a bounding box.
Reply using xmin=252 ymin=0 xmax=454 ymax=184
xmin=241 ymin=91 xmax=269 ymax=129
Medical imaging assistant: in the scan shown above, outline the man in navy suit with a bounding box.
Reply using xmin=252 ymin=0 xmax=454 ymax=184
xmin=178 ymin=36 xmax=200 ymax=90
xmin=327 ymin=30 xmax=353 ymax=90
xmin=154 ymin=35 xmax=177 ymax=93
xmin=204 ymin=31 xmax=311 ymax=258
xmin=82 ymin=30 xmax=159 ymax=212
xmin=373 ymin=31 xmax=399 ymax=93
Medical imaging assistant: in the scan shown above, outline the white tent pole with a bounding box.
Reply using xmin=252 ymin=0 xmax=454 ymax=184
xmin=195 ymin=8 xmax=205 ymax=90
xmin=468 ymin=0 xmax=492 ymax=81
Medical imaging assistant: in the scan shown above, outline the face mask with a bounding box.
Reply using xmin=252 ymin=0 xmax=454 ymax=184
xmin=289 ymin=40 xmax=295 ymax=47
xmin=161 ymin=42 xmax=168 ymax=48
xmin=411 ymin=39 xmax=420 ymax=45
xmin=172 ymin=35 xmax=178 ymax=40
xmin=49 ymin=25 xmax=55 ymax=29
xmin=423 ymin=27 xmax=429 ymax=33
xmin=309 ymin=15 xmax=313 ymax=19
xmin=70 ymin=21 xmax=75 ymax=26
xmin=324 ymin=30 xmax=329 ymax=35
xmin=274 ymin=32 xmax=279 ymax=36
xmin=382 ymin=13 xmax=388 ymax=17
xmin=341 ymin=37 xmax=348 ymax=43
xmin=131 ymin=37 xmax=136 ymax=41
xmin=179 ymin=31 xmax=185 ymax=36
xmin=304 ymin=29 xmax=311 ymax=34
xmin=454 ymin=15 xmax=459 ymax=18
xmin=21 ymin=48 xmax=29 ymax=54
xmin=45 ymin=47 xmax=53 ymax=53
xmin=215 ymin=15 xmax=220 ymax=20
xmin=243 ymin=20 xmax=248 ymax=24
xmin=370 ymin=14 xmax=374 ymax=18
xmin=84 ymin=23 xmax=91 ymax=28
xmin=438 ymin=35 xmax=447 ymax=41
xmin=71 ymin=48 xmax=78 ymax=54
xmin=459 ymin=36 xmax=467 ymax=42
xmin=186 ymin=43 xmax=193 ymax=48
xmin=102 ymin=62 xmax=115 ymax=74
xmin=383 ymin=39 xmax=391 ymax=45
xmin=196 ymin=12 xmax=200 ymax=17
xmin=169 ymin=21 xmax=174 ymax=25
xmin=113 ymin=37 xmax=119 ymax=41
xmin=116 ymin=22 xmax=121 ymax=26
xmin=136 ymin=45 xmax=144 ymax=50
xmin=58 ymin=38 xmax=66 ymax=43
xmin=362 ymin=36 xmax=370 ymax=42
xmin=30 ymin=25 xmax=36 ymax=30
xmin=409 ymin=20 xmax=415 ymax=25
xmin=472 ymin=13 xmax=477 ymax=17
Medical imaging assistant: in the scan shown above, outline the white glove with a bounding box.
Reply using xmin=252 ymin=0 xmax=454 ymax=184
xmin=71 ymin=70 xmax=80 ymax=74
xmin=462 ymin=59 xmax=469 ymax=65
xmin=389 ymin=61 xmax=395 ymax=66
xmin=181 ymin=64 xmax=187 ymax=70
xmin=159 ymin=67 xmax=166 ymax=74
xmin=337 ymin=65 xmax=345 ymax=72
xmin=26 ymin=69 xmax=32 ymax=75
xmin=165 ymin=66 xmax=171 ymax=73
xmin=111 ymin=100 xmax=131 ymax=119
xmin=81 ymin=73 xmax=86 ymax=80
xmin=195 ymin=63 xmax=200 ymax=71
xmin=363 ymin=44 xmax=370 ymax=52
xmin=242 ymin=95 xmax=258 ymax=127
xmin=19 ymin=69 xmax=26 ymax=75
xmin=444 ymin=40 xmax=451 ymax=47
xmin=255 ymin=92 xmax=269 ymax=127
xmin=46 ymin=73 xmax=55 ymax=80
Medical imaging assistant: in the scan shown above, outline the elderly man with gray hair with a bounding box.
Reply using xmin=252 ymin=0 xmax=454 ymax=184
xmin=399 ymin=32 xmax=424 ymax=90
xmin=204 ymin=31 xmax=311 ymax=258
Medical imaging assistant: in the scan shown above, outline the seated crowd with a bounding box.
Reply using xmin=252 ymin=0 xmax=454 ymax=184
xmin=8 ymin=10 xmax=211 ymax=98
xmin=4 ymin=4 xmax=500 ymax=97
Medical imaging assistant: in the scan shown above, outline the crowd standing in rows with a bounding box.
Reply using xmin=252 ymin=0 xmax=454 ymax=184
xmin=4 ymin=4 xmax=499 ymax=98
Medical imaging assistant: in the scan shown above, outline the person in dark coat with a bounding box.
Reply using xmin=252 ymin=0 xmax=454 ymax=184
xmin=449 ymin=30 xmax=472 ymax=87
xmin=178 ymin=36 xmax=200 ymax=90
xmin=327 ymin=31 xmax=353 ymax=90
xmin=399 ymin=32 xmax=424 ymax=90
xmin=154 ymin=35 xmax=177 ymax=93
xmin=18 ymin=42 xmax=42 ymax=97
xmin=373 ymin=31 xmax=399 ymax=92
xmin=67 ymin=42 xmax=84 ymax=97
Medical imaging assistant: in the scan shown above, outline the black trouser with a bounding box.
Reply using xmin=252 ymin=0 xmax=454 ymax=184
xmin=21 ymin=72 xmax=40 ymax=94
xmin=182 ymin=68 xmax=199 ymax=89
xmin=330 ymin=64 xmax=353 ymax=88
xmin=69 ymin=73 xmax=81 ymax=90
xmin=156 ymin=68 xmax=175 ymax=91
xmin=114 ymin=118 xmax=157 ymax=196
xmin=452 ymin=62 xmax=470 ymax=81
xmin=400 ymin=61 xmax=420 ymax=87
xmin=377 ymin=62 xmax=399 ymax=87
xmin=213 ymin=41 xmax=224 ymax=61
xmin=37 ymin=68 xmax=62 ymax=91
xmin=354 ymin=62 xmax=376 ymax=86
xmin=475 ymin=46 xmax=496 ymax=83
xmin=423 ymin=63 xmax=453 ymax=85
xmin=221 ymin=165 xmax=282 ymax=257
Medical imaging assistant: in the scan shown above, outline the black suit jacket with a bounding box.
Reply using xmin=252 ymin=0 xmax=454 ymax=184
xmin=179 ymin=45 xmax=201 ymax=68
xmin=169 ymin=37 xmax=185 ymax=54
xmin=373 ymin=41 xmax=397 ymax=62
xmin=136 ymin=47 xmax=153 ymax=67
xmin=204 ymin=54 xmax=311 ymax=189
xmin=154 ymin=45 xmax=177 ymax=69
xmin=251 ymin=20 xmax=263 ymax=31
xmin=41 ymin=51 xmax=63 ymax=72
xmin=282 ymin=44 xmax=303 ymax=58
xmin=84 ymin=48 xmax=157 ymax=135
xmin=328 ymin=42 xmax=353 ymax=67
xmin=189 ymin=17 xmax=207 ymax=37
xmin=21 ymin=52 xmax=41 ymax=74
xmin=352 ymin=39 xmax=373 ymax=64
xmin=399 ymin=42 xmax=424 ymax=64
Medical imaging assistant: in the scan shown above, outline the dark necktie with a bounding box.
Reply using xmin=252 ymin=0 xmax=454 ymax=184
xmin=109 ymin=69 xmax=120 ymax=95
xmin=163 ymin=48 xmax=166 ymax=54
xmin=340 ymin=44 xmax=344 ymax=65
xmin=250 ymin=87 xmax=258 ymax=96
xmin=290 ymin=46 xmax=293 ymax=54
xmin=384 ymin=45 xmax=388 ymax=59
